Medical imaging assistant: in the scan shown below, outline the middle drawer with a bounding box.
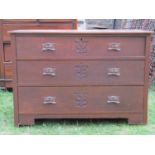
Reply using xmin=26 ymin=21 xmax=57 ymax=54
xmin=17 ymin=60 xmax=144 ymax=86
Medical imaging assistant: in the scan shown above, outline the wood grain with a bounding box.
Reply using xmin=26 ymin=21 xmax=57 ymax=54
xmin=10 ymin=30 xmax=152 ymax=126
xmin=0 ymin=19 xmax=77 ymax=88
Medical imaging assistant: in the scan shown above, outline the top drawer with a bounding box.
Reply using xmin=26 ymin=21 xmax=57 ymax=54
xmin=16 ymin=36 xmax=145 ymax=59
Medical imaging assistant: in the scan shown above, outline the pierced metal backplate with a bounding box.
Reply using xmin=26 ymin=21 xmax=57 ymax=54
xmin=74 ymin=93 xmax=87 ymax=108
xmin=74 ymin=65 xmax=88 ymax=79
xmin=75 ymin=37 xmax=88 ymax=53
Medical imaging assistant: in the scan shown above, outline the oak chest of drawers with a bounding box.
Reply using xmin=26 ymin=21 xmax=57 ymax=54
xmin=10 ymin=30 xmax=152 ymax=126
xmin=0 ymin=19 xmax=77 ymax=88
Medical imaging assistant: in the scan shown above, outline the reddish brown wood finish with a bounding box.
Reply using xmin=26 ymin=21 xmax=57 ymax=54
xmin=3 ymin=24 xmax=76 ymax=41
xmin=2 ymin=20 xmax=77 ymax=41
xmin=0 ymin=19 xmax=77 ymax=88
xmin=17 ymin=60 xmax=144 ymax=86
xmin=11 ymin=34 xmax=18 ymax=126
xmin=16 ymin=36 xmax=145 ymax=59
xmin=3 ymin=43 xmax=13 ymax=87
xmin=0 ymin=20 xmax=4 ymax=88
xmin=4 ymin=43 xmax=12 ymax=62
xmin=18 ymin=113 xmax=144 ymax=125
xmin=18 ymin=86 xmax=144 ymax=114
xmin=10 ymin=30 xmax=152 ymax=126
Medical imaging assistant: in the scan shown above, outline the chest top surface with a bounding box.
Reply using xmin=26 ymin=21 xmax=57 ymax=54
xmin=9 ymin=29 xmax=153 ymax=35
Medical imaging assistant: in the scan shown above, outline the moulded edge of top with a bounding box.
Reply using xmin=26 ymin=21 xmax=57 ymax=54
xmin=9 ymin=29 xmax=154 ymax=35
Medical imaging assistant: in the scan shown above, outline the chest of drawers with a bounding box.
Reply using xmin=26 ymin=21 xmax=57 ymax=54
xmin=10 ymin=30 xmax=152 ymax=126
xmin=0 ymin=19 xmax=77 ymax=88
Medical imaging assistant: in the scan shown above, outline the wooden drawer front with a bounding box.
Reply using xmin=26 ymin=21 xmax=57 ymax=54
xmin=16 ymin=36 xmax=145 ymax=59
xmin=4 ymin=43 xmax=12 ymax=62
xmin=17 ymin=60 xmax=144 ymax=86
xmin=2 ymin=24 xmax=74 ymax=41
xmin=18 ymin=86 xmax=143 ymax=114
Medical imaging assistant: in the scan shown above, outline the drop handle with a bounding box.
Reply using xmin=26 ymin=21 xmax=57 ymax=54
xmin=42 ymin=67 xmax=56 ymax=76
xmin=3 ymin=61 xmax=13 ymax=64
xmin=108 ymin=43 xmax=121 ymax=51
xmin=42 ymin=42 xmax=56 ymax=51
xmin=107 ymin=96 xmax=120 ymax=104
xmin=107 ymin=68 xmax=120 ymax=76
xmin=43 ymin=96 xmax=56 ymax=104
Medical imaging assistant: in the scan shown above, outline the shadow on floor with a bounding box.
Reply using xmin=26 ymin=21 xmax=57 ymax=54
xmin=33 ymin=118 xmax=128 ymax=126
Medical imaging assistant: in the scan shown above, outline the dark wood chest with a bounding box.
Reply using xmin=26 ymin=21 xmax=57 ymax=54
xmin=10 ymin=30 xmax=152 ymax=126
xmin=0 ymin=19 xmax=77 ymax=88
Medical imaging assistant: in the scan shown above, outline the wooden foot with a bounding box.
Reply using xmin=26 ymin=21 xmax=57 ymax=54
xmin=128 ymin=114 xmax=146 ymax=125
xmin=17 ymin=115 xmax=35 ymax=126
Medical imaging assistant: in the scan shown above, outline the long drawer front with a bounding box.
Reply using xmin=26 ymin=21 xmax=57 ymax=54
xmin=16 ymin=36 xmax=145 ymax=59
xmin=17 ymin=60 xmax=144 ymax=86
xmin=18 ymin=86 xmax=144 ymax=114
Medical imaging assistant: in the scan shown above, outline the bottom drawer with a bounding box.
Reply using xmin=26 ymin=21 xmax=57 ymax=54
xmin=18 ymin=86 xmax=144 ymax=114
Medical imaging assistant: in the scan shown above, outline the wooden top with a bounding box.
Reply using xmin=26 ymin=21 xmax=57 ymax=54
xmin=9 ymin=29 xmax=153 ymax=35
xmin=1 ymin=19 xmax=76 ymax=23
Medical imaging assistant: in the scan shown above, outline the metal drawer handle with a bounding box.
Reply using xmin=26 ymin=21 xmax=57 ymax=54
xmin=3 ymin=61 xmax=13 ymax=64
xmin=42 ymin=67 xmax=56 ymax=76
xmin=42 ymin=42 xmax=56 ymax=51
xmin=108 ymin=68 xmax=120 ymax=76
xmin=108 ymin=43 xmax=121 ymax=51
xmin=107 ymin=96 xmax=120 ymax=104
xmin=43 ymin=96 xmax=56 ymax=104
